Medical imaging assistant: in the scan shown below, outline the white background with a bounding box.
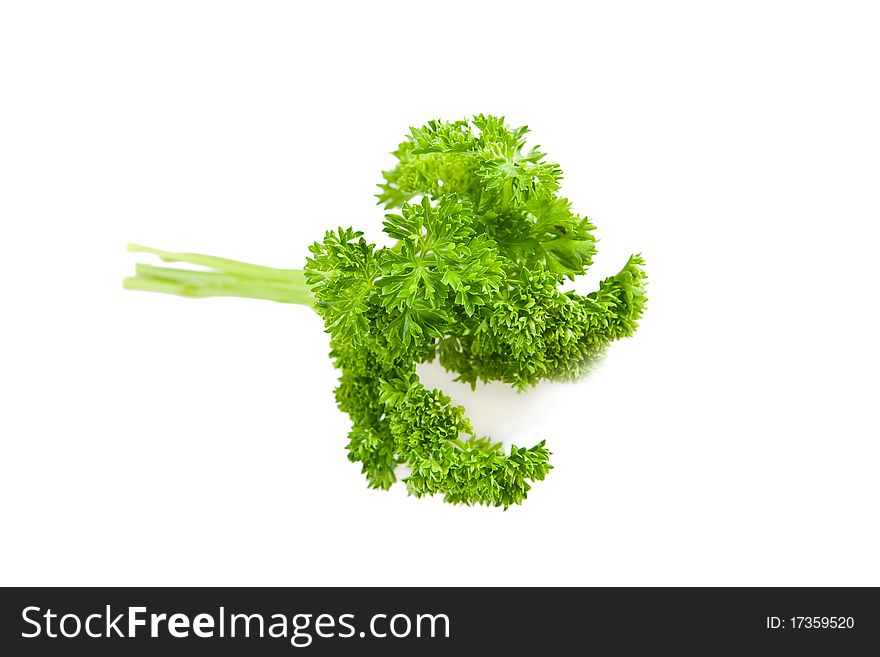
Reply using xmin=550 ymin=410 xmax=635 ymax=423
xmin=1 ymin=1 xmax=878 ymax=586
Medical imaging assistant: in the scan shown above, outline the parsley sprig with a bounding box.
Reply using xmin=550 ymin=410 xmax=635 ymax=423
xmin=125 ymin=115 xmax=647 ymax=507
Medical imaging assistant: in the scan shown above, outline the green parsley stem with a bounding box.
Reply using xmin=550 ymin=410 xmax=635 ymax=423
xmin=123 ymin=244 xmax=314 ymax=307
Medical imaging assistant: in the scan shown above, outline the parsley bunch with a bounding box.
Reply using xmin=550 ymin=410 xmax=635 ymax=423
xmin=125 ymin=115 xmax=647 ymax=507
